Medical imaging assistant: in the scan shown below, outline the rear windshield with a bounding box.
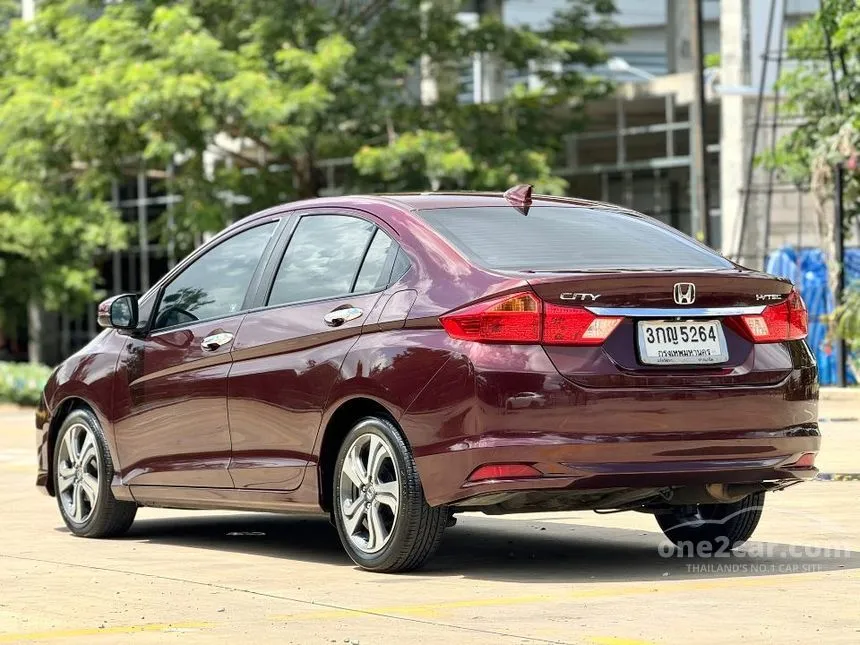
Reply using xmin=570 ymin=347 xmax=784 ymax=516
xmin=419 ymin=206 xmax=732 ymax=271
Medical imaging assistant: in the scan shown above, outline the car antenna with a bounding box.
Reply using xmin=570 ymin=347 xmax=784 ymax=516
xmin=503 ymin=184 xmax=533 ymax=215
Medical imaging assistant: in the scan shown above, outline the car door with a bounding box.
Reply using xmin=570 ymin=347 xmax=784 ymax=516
xmin=227 ymin=211 xmax=401 ymax=490
xmin=112 ymin=219 xmax=282 ymax=488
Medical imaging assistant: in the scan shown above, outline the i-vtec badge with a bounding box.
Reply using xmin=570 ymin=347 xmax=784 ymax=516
xmin=559 ymin=292 xmax=600 ymax=301
xmin=755 ymin=294 xmax=782 ymax=301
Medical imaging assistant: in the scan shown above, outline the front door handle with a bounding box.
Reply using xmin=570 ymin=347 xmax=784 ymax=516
xmin=201 ymin=332 xmax=234 ymax=351
xmin=323 ymin=306 xmax=363 ymax=327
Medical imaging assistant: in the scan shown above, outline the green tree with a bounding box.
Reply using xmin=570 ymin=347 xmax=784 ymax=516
xmin=0 ymin=0 xmax=127 ymax=332
xmin=762 ymin=0 xmax=860 ymax=349
xmin=0 ymin=0 xmax=620 ymax=335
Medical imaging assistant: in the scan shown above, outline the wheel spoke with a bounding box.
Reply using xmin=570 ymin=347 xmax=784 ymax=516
xmin=80 ymin=473 xmax=99 ymax=507
xmin=63 ymin=429 xmax=78 ymax=463
xmin=366 ymin=502 xmax=387 ymax=551
xmin=342 ymin=497 xmax=367 ymax=535
xmin=79 ymin=432 xmax=96 ymax=467
xmin=375 ymin=481 xmax=398 ymax=511
xmin=57 ymin=464 xmax=75 ymax=493
xmin=342 ymin=446 xmax=368 ymax=488
xmin=72 ymin=483 xmax=85 ymax=521
xmin=367 ymin=436 xmax=387 ymax=482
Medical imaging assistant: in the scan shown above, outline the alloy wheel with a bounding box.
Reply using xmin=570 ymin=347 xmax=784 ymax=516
xmin=57 ymin=423 xmax=100 ymax=524
xmin=338 ymin=433 xmax=400 ymax=555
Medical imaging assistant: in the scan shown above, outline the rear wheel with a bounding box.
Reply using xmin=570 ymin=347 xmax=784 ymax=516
xmin=333 ymin=416 xmax=447 ymax=572
xmin=656 ymin=492 xmax=765 ymax=553
xmin=54 ymin=409 xmax=137 ymax=538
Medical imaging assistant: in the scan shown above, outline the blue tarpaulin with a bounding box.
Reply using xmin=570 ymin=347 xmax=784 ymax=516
xmin=765 ymin=247 xmax=860 ymax=385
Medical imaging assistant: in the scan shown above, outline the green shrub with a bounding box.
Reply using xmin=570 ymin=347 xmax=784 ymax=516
xmin=0 ymin=362 xmax=52 ymax=407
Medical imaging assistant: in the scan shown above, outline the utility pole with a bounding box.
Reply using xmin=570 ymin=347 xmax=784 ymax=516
xmin=689 ymin=0 xmax=711 ymax=246
xmin=821 ymin=15 xmax=847 ymax=387
xmin=834 ymin=164 xmax=847 ymax=387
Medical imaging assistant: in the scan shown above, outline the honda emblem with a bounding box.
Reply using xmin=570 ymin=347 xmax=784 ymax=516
xmin=673 ymin=282 xmax=696 ymax=305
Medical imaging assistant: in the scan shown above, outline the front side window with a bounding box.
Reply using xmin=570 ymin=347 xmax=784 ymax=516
xmin=153 ymin=222 xmax=277 ymax=330
xmin=268 ymin=215 xmax=379 ymax=306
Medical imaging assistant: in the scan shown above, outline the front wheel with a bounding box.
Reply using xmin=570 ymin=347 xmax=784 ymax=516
xmin=54 ymin=409 xmax=137 ymax=538
xmin=656 ymin=492 xmax=765 ymax=552
xmin=333 ymin=416 xmax=447 ymax=572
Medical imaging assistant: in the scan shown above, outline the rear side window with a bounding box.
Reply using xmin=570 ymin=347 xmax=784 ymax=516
xmin=269 ymin=215 xmax=374 ymax=305
xmin=268 ymin=214 xmax=402 ymax=306
xmin=419 ymin=206 xmax=732 ymax=271
xmin=353 ymin=229 xmax=396 ymax=293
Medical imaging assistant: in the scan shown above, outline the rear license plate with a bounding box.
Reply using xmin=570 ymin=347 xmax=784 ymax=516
xmin=637 ymin=320 xmax=728 ymax=366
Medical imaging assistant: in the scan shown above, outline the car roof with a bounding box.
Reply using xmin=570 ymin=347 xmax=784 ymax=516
xmin=373 ymin=192 xmax=631 ymax=212
xmin=236 ymin=192 xmax=638 ymax=228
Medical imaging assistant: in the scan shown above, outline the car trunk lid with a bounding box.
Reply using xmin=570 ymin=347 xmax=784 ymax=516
xmin=526 ymin=270 xmax=797 ymax=388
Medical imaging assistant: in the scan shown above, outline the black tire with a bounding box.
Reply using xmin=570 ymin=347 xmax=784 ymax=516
xmin=54 ymin=408 xmax=137 ymax=538
xmin=332 ymin=416 xmax=447 ymax=573
xmin=656 ymin=492 xmax=765 ymax=552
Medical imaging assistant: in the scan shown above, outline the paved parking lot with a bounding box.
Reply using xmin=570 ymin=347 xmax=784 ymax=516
xmin=1 ymin=396 xmax=859 ymax=644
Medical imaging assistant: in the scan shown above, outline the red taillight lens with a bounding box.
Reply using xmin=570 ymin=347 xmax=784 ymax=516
xmin=544 ymin=303 xmax=622 ymax=345
xmin=467 ymin=463 xmax=541 ymax=482
xmin=787 ymin=452 xmax=817 ymax=469
xmin=441 ymin=292 xmax=621 ymax=345
xmin=739 ymin=289 xmax=808 ymax=342
xmin=440 ymin=292 xmax=541 ymax=343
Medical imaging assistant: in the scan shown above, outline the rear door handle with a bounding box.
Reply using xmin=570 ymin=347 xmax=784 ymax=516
xmin=323 ymin=307 xmax=363 ymax=327
xmin=201 ymin=332 xmax=234 ymax=351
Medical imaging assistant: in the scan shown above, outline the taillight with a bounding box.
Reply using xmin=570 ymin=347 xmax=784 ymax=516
xmin=440 ymin=292 xmax=541 ymax=343
xmin=544 ymin=304 xmax=622 ymax=345
xmin=440 ymin=292 xmax=621 ymax=345
xmin=738 ymin=289 xmax=808 ymax=342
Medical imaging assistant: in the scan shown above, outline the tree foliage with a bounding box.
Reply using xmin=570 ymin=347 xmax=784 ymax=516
xmin=0 ymin=0 xmax=620 ymax=329
xmin=762 ymin=0 xmax=860 ymax=215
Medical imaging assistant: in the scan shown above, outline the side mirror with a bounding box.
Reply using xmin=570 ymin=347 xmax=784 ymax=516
xmin=97 ymin=294 xmax=139 ymax=330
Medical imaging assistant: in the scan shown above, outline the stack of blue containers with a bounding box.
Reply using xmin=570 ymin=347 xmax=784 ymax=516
xmin=765 ymin=247 xmax=860 ymax=385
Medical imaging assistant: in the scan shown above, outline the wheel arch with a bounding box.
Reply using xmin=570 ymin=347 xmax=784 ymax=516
xmin=317 ymin=396 xmax=401 ymax=513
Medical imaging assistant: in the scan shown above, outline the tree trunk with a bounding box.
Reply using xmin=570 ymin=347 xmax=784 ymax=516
xmin=294 ymin=153 xmax=323 ymax=199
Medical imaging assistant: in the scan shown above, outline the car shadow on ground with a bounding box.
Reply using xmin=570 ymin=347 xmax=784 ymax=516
xmin=108 ymin=512 xmax=860 ymax=583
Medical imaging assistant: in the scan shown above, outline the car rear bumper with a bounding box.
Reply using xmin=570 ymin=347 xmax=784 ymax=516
xmin=413 ymin=426 xmax=819 ymax=506
xmin=402 ymin=342 xmax=819 ymax=508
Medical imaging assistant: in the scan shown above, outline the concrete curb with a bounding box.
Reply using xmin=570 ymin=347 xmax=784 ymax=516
xmin=819 ymin=387 xmax=860 ymax=403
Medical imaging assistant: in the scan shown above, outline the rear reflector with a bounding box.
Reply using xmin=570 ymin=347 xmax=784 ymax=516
xmin=787 ymin=452 xmax=816 ymax=468
xmin=738 ymin=288 xmax=808 ymax=342
xmin=441 ymin=292 xmax=621 ymax=345
xmin=468 ymin=463 xmax=542 ymax=482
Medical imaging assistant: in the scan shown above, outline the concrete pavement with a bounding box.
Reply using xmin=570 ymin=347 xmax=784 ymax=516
xmin=1 ymin=399 xmax=858 ymax=644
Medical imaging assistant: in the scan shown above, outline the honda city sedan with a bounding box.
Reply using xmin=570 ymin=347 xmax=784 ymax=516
xmin=36 ymin=186 xmax=819 ymax=572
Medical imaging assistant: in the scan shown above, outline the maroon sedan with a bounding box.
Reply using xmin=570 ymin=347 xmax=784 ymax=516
xmin=36 ymin=187 xmax=819 ymax=572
